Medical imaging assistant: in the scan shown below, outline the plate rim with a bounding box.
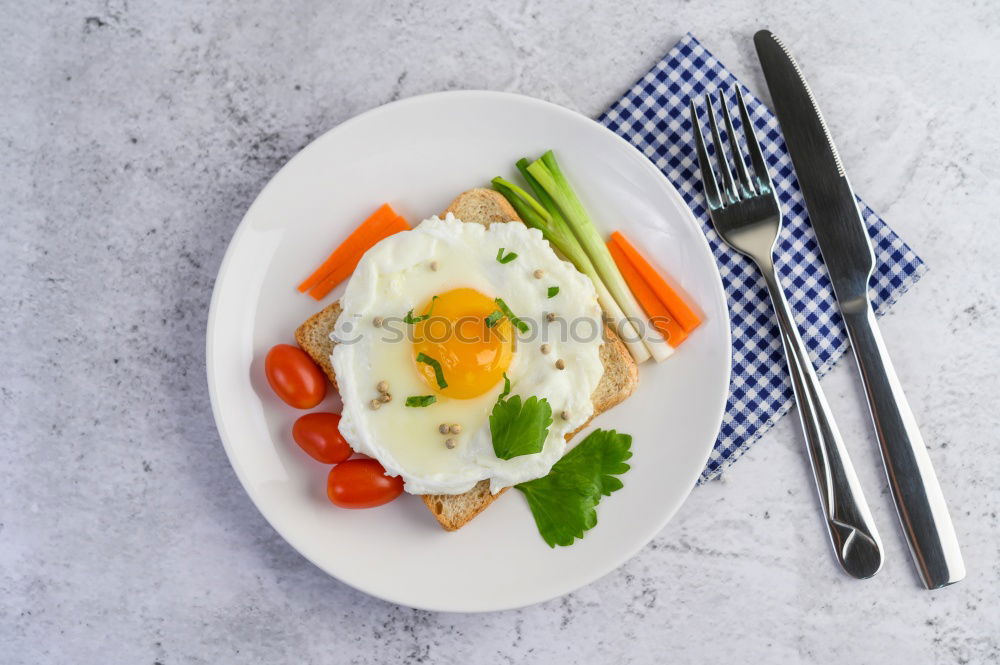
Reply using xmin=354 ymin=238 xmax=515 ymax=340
xmin=206 ymin=89 xmax=732 ymax=612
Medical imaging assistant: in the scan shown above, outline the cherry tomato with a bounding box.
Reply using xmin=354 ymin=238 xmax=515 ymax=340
xmin=265 ymin=344 xmax=326 ymax=409
xmin=292 ymin=412 xmax=352 ymax=464
xmin=327 ymin=459 xmax=404 ymax=509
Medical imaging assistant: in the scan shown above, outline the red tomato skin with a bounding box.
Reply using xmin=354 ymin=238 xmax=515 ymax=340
xmin=327 ymin=459 xmax=404 ymax=509
xmin=265 ymin=344 xmax=326 ymax=409
xmin=292 ymin=413 xmax=352 ymax=464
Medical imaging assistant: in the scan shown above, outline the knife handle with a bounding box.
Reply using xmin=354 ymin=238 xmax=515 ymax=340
xmin=841 ymin=303 xmax=965 ymax=588
xmin=760 ymin=268 xmax=883 ymax=579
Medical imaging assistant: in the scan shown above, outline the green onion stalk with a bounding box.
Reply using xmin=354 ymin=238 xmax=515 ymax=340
xmin=524 ymin=151 xmax=673 ymax=363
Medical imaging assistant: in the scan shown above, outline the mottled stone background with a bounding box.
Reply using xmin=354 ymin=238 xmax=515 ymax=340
xmin=2 ymin=1 xmax=998 ymax=663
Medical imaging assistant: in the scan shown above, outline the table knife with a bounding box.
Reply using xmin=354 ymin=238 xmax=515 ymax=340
xmin=754 ymin=29 xmax=965 ymax=589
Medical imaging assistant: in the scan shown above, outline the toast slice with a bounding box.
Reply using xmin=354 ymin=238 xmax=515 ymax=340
xmin=295 ymin=189 xmax=639 ymax=531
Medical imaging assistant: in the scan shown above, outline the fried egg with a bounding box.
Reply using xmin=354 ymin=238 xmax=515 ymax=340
xmin=331 ymin=214 xmax=604 ymax=495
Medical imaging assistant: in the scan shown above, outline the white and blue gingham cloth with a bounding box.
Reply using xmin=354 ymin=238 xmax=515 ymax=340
xmin=599 ymin=33 xmax=927 ymax=481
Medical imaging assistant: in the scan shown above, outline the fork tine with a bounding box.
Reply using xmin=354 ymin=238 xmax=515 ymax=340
xmin=705 ymin=95 xmax=739 ymax=204
xmin=688 ymin=99 xmax=723 ymax=209
xmin=735 ymin=86 xmax=773 ymax=194
xmin=719 ymin=90 xmax=753 ymax=199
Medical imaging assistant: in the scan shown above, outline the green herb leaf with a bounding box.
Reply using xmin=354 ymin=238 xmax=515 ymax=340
xmin=485 ymin=309 xmax=505 ymax=328
xmin=489 ymin=393 xmax=552 ymax=460
xmin=547 ymin=286 xmax=559 ymax=298
xmin=403 ymin=295 xmax=439 ymax=324
xmin=494 ymin=297 xmax=529 ymax=333
xmin=496 ymin=247 xmax=518 ymax=264
xmin=515 ymin=429 xmax=632 ymax=547
xmin=497 ymin=372 xmax=511 ymax=400
xmin=416 ymin=352 xmax=447 ymax=389
xmin=404 ymin=395 xmax=437 ymax=407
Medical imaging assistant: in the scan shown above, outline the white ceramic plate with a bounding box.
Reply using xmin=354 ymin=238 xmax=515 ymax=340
xmin=207 ymin=91 xmax=731 ymax=612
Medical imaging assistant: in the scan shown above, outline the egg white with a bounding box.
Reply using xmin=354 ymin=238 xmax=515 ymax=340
xmin=331 ymin=214 xmax=605 ymax=495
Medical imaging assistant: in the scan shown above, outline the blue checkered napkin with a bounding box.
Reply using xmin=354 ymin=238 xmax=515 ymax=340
xmin=598 ymin=33 xmax=927 ymax=482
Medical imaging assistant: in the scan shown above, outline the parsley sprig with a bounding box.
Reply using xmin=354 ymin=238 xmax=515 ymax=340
xmin=489 ymin=375 xmax=551 ymax=460
xmin=515 ymin=429 xmax=632 ymax=547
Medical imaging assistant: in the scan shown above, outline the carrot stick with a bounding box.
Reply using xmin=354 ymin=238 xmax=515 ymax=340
xmin=609 ymin=231 xmax=702 ymax=332
xmin=607 ymin=241 xmax=688 ymax=347
xmin=297 ymin=203 xmax=398 ymax=293
xmin=308 ymin=215 xmax=411 ymax=300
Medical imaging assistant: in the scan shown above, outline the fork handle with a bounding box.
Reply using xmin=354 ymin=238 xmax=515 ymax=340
xmin=841 ymin=304 xmax=965 ymax=588
xmin=759 ymin=266 xmax=883 ymax=578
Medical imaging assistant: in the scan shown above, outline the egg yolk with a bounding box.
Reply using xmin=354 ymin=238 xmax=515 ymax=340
xmin=411 ymin=288 xmax=514 ymax=399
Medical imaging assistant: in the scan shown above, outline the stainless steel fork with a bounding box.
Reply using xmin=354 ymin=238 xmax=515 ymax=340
xmin=690 ymin=88 xmax=883 ymax=579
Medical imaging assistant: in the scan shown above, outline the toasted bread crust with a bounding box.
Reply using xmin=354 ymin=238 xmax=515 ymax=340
xmin=443 ymin=188 xmax=520 ymax=227
xmin=295 ymin=189 xmax=638 ymax=532
xmin=294 ymin=301 xmax=342 ymax=389
xmin=421 ymin=483 xmax=510 ymax=531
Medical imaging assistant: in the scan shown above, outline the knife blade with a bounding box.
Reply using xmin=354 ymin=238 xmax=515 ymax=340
xmin=754 ymin=29 xmax=965 ymax=589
